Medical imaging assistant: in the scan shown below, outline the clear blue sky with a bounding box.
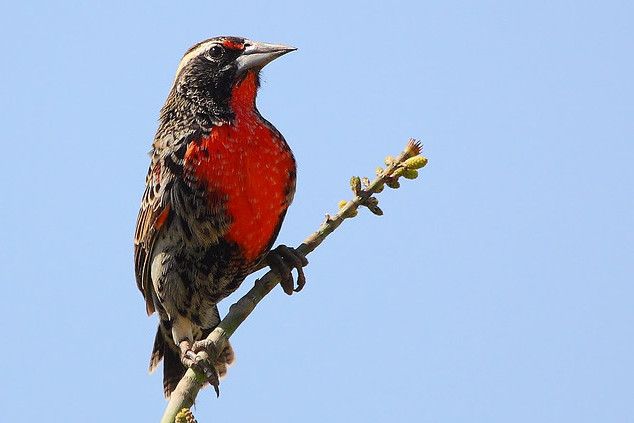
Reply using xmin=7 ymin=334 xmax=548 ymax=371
xmin=1 ymin=1 xmax=632 ymax=422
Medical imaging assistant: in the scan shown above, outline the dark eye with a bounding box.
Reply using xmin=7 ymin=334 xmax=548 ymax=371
xmin=208 ymin=45 xmax=224 ymax=59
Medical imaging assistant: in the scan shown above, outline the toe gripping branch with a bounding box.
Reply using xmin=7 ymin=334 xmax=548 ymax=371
xmin=180 ymin=340 xmax=221 ymax=397
xmin=265 ymin=244 xmax=309 ymax=295
xmin=175 ymin=245 xmax=309 ymax=398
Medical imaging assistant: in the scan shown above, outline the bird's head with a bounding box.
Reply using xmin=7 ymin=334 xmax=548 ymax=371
xmin=164 ymin=36 xmax=296 ymax=126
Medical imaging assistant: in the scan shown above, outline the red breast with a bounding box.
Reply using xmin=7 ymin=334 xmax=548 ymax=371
xmin=184 ymin=71 xmax=295 ymax=262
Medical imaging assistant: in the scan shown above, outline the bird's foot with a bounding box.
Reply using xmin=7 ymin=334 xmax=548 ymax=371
xmin=179 ymin=339 xmax=235 ymax=396
xmin=266 ymin=245 xmax=309 ymax=295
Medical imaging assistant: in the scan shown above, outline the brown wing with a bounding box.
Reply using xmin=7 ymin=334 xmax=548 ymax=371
xmin=134 ymin=161 xmax=172 ymax=316
xmin=135 ymin=129 xmax=201 ymax=314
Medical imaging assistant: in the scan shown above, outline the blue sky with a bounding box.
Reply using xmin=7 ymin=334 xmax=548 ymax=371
xmin=1 ymin=1 xmax=632 ymax=421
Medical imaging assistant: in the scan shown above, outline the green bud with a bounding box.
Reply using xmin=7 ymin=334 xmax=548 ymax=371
xmin=391 ymin=167 xmax=405 ymax=178
xmin=176 ymin=409 xmax=198 ymax=423
xmin=386 ymin=179 xmax=401 ymax=189
xmin=403 ymin=169 xmax=419 ymax=179
xmin=403 ymin=155 xmax=428 ymax=169
xmin=350 ymin=176 xmax=361 ymax=195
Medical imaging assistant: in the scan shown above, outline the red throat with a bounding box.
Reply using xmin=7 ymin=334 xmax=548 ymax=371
xmin=229 ymin=71 xmax=259 ymax=117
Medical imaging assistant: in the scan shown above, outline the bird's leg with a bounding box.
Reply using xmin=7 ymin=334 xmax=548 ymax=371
xmin=265 ymin=245 xmax=309 ymax=295
xmin=179 ymin=340 xmax=220 ymax=396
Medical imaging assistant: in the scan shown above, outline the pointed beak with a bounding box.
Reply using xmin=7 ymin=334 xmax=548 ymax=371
xmin=235 ymin=40 xmax=296 ymax=74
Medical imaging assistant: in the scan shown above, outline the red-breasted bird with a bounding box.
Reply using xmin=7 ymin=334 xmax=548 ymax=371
xmin=134 ymin=36 xmax=307 ymax=398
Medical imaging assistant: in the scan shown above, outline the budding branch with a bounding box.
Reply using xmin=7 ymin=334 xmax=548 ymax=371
xmin=161 ymin=139 xmax=427 ymax=423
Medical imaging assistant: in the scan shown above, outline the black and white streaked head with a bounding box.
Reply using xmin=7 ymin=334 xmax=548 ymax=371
xmin=160 ymin=36 xmax=296 ymax=128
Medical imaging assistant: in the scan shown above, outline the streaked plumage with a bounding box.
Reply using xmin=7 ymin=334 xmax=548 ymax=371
xmin=134 ymin=36 xmax=300 ymax=397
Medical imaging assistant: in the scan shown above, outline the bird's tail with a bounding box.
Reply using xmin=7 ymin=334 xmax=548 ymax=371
xmin=148 ymin=323 xmax=186 ymax=398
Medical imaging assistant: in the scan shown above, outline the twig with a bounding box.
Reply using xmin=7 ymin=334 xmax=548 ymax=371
xmin=160 ymin=139 xmax=427 ymax=423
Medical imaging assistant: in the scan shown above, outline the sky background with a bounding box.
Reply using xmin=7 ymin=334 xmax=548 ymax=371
xmin=1 ymin=1 xmax=632 ymax=422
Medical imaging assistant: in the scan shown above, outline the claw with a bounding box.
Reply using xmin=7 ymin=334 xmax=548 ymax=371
xmin=267 ymin=250 xmax=293 ymax=294
xmin=179 ymin=340 xmax=220 ymax=396
xmin=266 ymin=245 xmax=309 ymax=294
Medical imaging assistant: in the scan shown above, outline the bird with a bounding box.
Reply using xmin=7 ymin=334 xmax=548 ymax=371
xmin=134 ymin=36 xmax=307 ymax=398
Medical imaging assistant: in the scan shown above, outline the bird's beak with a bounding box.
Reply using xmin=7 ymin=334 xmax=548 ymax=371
xmin=236 ymin=40 xmax=296 ymax=74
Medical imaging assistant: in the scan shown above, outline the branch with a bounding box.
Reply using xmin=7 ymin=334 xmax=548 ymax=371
xmin=160 ymin=139 xmax=428 ymax=423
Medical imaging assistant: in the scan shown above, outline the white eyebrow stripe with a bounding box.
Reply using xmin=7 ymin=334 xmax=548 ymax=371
xmin=171 ymin=40 xmax=216 ymax=88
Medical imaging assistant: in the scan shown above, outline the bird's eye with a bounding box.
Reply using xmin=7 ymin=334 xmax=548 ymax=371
xmin=208 ymin=45 xmax=224 ymax=59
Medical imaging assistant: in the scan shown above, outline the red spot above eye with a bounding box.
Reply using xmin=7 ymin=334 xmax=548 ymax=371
xmin=222 ymin=39 xmax=244 ymax=50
